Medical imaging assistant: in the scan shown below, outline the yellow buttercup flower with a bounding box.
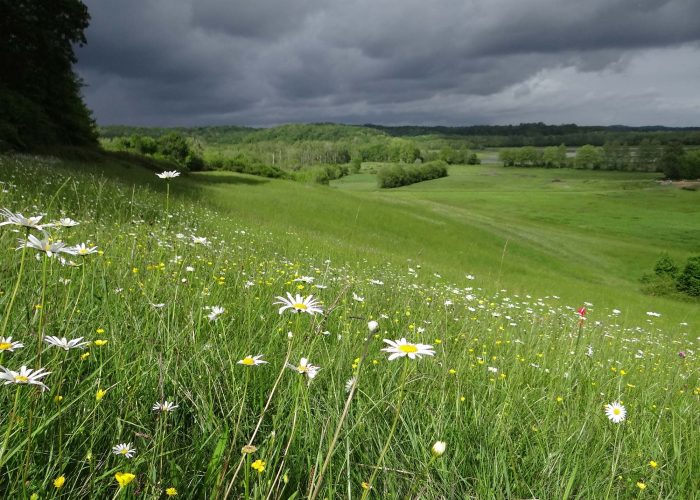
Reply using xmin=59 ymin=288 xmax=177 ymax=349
xmin=94 ymin=339 xmax=108 ymax=346
xmin=115 ymin=472 xmax=136 ymax=487
xmin=166 ymin=487 xmax=178 ymax=496
xmin=53 ymin=475 xmax=66 ymax=488
xmin=96 ymin=388 xmax=107 ymax=401
xmin=251 ymin=459 xmax=266 ymax=473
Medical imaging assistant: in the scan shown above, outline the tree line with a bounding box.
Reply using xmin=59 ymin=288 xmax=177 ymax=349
xmin=500 ymin=142 xmax=700 ymax=179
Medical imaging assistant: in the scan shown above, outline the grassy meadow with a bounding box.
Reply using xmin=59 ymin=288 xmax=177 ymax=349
xmin=0 ymin=154 xmax=698 ymax=498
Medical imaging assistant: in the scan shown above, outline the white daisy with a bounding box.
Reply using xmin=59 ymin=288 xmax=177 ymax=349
xmin=381 ymin=338 xmax=435 ymax=361
xmin=604 ymin=402 xmax=627 ymax=423
xmin=237 ymin=355 xmax=268 ymax=366
xmin=19 ymin=234 xmax=70 ymax=257
xmin=44 ymin=336 xmax=88 ymax=350
xmin=293 ymin=276 xmax=315 ymax=283
xmin=112 ymin=442 xmax=137 ymax=458
xmin=274 ymin=293 xmax=323 ymax=315
xmin=286 ymin=357 xmax=320 ymax=379
xmin=206 ymin=306 xmax=225 ymax=322
xmin=0 ymin=337 xmax=24 ymax=352
xmin=345 ymin=376 xmax=357 ymax=393
xmin=70 ymin=243 xmax=98 ymax=256
xmin=156 ymin=170 xmax=180 ymax=179
xmin=367 ymin=321 xmax=379 ymax=333
xmin=191 ymin=236 xmax=209 ymax=245
xmin=0 ymin=209 xmax=46 ymax=230
xmin=54 ymin=218 xmax=79 ymax=227
xmin=352 ymin=293 xmax=365 ymax=302
xmin=0 ymin=365 xmax=50 ymax=391
xmin=152 ymin=401 xmax=179 ymax=412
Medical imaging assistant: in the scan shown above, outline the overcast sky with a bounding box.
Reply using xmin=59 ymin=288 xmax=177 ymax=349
xmin=75 ymin=0 xmax=700 ymax=127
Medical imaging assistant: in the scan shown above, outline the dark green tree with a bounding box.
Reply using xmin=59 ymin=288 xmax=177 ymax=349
xmin=677 ymin=256 xmax=700 ymax=297
xmin=574 ymin=145 xmax=603 ymax=169
xmin=659 ymin=142 xmax=685 ymax=180
xmin=0 ymin=0 xmax=97 ymax=150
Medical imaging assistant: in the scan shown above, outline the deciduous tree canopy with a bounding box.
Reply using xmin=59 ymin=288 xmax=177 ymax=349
xmin=0 ymin=0 xmax=97 ymax=150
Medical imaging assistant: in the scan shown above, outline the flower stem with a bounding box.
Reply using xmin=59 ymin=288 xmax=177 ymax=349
xmin=361 ymin=360 xmax=411 ymax=499
xmin=35 ymin=254 xmax=49 ymax=368
xmin=0 ymin=229 xmax=29 ymax=340
xmin=604 ymin=425 xmax=622 ymax=499
xmin=0 ymin=386 xmax=21 ymax=467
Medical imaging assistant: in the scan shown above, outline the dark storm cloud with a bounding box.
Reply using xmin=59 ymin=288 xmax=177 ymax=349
xmin=76 ymin=0 xmax=700 ymax=126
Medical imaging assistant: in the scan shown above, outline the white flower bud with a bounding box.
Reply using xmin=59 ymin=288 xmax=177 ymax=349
xmin=367 ymin=320 xmax=379 ymax=333
xmin=431 ymin=441 xmax=446 ymax=457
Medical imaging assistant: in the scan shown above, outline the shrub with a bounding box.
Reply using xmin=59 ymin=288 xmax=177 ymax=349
xmin=377 ymin=160 xmax=448 ymax=188
xmin=677 ymin=256 xmax=700 ymax=297
xmin=654 ymin=253 xmax=679 ymax=278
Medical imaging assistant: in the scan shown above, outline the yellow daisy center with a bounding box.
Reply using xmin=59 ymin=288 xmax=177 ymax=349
xmin=293 ymin=302 xmax=308 ymax=310
xmin=399 ymin=344 xmax=418 ymax=353
xmin=613 ymin=408 xmax=621 ymax=415
xmin=0 ymin=342 xmax=13 ymax=350
xmin=120 ymin=448 xmax=129 ymax=455
xmin=14 ymin=375 xmax=29 ymax=383
xmin=297 ymin=365 xmax=308 ymax=373
xmin=79 ymin=249 xmax=88 ymax=255
xmin=241 ymin=357 xmax=255 ymax=366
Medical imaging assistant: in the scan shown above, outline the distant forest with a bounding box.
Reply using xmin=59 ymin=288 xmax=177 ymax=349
xmin=100 ymin=122 xmax=700 ymax=148
xmin=99 ymin=122 xmax=700 ymax=181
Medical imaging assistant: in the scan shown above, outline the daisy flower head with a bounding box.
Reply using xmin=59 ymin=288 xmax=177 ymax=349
xmin=345 ymin=376 xmax=357 ymax=393
xmin=0 ymin=337 xmax=24 ymax=352
xmin=55 ymin=217 xmax=79 ymax=228
xmin=153 ymin=401 xmax=179 ymax=413
xmin=156 ymin=170 xmax=181 ymax=179
xmin=44 ymin=336 xmax=88 ymax=350
xmin=238 ymin=355 xmax=268 ymax=366
xmin=207 ymin=306 xmax=225 ymax=321
xmin=112 ymin=442 xmax=137 ymax=458
xmin=274 ymin=292 xmax=323 ymax=315
xmin=604 ymin=401 xmax=627 ymax=423
xmin=19 ymin=234 xmax=69 ymax=258
xmin=0 ymin=209 xmax=45 ymax=230
xmin=382 ymin=338 xmax=435 ymax=361
xmin=367 ymin=320 xmax=379 ymax=333
xmin=286 ymin=357 xmax=320 ymax=379
xmin=0 ymin=365 xmax=50 ymax=391
xmin=70 ymin=243 xmax=98 ymax=256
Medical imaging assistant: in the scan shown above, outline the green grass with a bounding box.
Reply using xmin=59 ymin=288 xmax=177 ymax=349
xmin=0 ymin=154 xmax=698 ymax=498
xmin=192 ymin=164 xmax=699 ymax=325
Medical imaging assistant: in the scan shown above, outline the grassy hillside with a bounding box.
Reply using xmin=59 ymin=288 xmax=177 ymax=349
xmin=0 ymin=154 xmax=697 ymax=498
xmin=191 ymin=165 xmax=699 ymax=325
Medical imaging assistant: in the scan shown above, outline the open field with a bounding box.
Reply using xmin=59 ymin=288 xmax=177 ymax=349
xmin=0 ymin=155 xmax=698 ymax=498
